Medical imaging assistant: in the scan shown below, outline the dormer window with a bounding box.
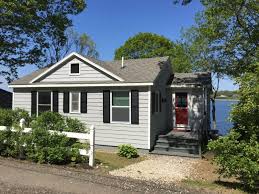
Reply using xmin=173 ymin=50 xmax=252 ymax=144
xmin=70 ymin=63 xmax=80 ymax=75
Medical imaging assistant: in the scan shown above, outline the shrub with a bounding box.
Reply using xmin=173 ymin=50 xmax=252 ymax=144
xmin=12 ymin=108 xmax=31 ymax=127
xmin=0 ymin=108 xmax=13 ymax=126
xmin=32 ymin=112 xmax=65 ymax=131
xmin=65 ymin=117 xmax=87 ymax=133
xmin=118 ymin=144 xmax=138 ymax=159
xmin=208 ymin=68 xmax=259 ymax=190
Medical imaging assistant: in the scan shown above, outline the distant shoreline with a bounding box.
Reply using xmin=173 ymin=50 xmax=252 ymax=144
xmin=215 ymin=98 xmax=239 ymax=101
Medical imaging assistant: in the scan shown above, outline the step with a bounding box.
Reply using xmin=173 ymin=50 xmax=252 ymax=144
xmin=154 ymin=146 xmax=199 ymax=155
xmin=155 ymin=142 xmax=199 ymax=149
xmin=151 ymin=149 xmax=201 ymax=158
xmin=158 ymin=137 xmax=199 ymax=144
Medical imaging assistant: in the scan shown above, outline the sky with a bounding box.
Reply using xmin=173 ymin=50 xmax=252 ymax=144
xmin=0 ymin=0 xmax=238 ymax=91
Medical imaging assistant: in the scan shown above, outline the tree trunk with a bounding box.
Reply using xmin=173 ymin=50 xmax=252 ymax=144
xmin=211 ymin=98 xmax=216 ymax=130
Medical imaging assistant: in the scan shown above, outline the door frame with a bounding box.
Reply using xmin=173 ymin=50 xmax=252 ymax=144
xmin=173 ymin=91 xmax=189 ymax=129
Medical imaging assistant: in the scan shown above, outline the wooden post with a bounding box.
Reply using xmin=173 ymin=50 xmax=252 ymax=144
xmin=89 ymin=125 xmax=95 ymax=167
xmin=19 ymin=118 xmax=25 ymax=129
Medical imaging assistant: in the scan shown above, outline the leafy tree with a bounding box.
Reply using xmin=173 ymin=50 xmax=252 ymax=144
xmin=0 ymin=0 xmax=86 ymax=82
xmin=114 ymin=32 xmax=192 ymax=72
xmin=46 ymin=28 xmax=99 ymax=64
xmin=208 ymin=65 xmax=259 ymax=189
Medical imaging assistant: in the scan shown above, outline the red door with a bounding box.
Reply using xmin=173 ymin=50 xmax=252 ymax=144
xmin=175 ymin=93 xmax=188 ymax=126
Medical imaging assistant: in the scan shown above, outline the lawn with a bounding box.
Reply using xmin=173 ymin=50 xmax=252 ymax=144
xmin=95 ymin=151 xmax=145 ymax=171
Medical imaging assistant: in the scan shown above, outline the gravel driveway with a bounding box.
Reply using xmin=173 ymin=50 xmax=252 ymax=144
xmin=110 ymin=155 xmax=199 ymax=184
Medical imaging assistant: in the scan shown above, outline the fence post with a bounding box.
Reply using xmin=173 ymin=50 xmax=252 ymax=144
xmin=89 ymin=125 xmax=95 ymax=167
xmin=19 ymin=118 xmax=25 ymax=129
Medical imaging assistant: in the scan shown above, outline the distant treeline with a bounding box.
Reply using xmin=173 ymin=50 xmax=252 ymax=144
xmin=214 ymin=90 xmax=239 ymax=99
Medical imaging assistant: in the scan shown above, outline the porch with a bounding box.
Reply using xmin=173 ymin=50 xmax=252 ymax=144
xmin=151 ymin=130 xmax=201 ymax=158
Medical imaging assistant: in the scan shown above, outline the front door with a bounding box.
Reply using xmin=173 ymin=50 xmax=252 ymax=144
xmin=175 ymin=93 xmax=188 ymax=127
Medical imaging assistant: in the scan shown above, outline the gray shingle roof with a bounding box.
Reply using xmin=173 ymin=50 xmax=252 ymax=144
xmin=10 ymin=56 xmax=169 ymax=85
xmin=171 ymin=72 xmax=212 ymax=86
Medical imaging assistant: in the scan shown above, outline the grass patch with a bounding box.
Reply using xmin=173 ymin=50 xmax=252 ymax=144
xmin=182 ymin=179 xmax=247 ymax=194
xmin=95 ymin=151 xmax=145 ymax=171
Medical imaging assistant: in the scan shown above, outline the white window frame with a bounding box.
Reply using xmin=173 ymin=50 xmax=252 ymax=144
xmin=69 ymin=92 xmax=81 ymax=114
xmin=69 ymin=63 xmax=80 ymax=76
xmin=110 ymin=90 xmax=131 ymax=124
xmin=37 ymin=91 xmax=53 ymax=116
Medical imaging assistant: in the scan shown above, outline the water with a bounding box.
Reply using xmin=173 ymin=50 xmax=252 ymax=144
xmin=212 ymin=100 xmax=238 ymax=135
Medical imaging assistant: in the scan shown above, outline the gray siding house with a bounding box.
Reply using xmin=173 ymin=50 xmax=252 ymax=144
xmin=10 ymin=52 xmax=211 ymax=157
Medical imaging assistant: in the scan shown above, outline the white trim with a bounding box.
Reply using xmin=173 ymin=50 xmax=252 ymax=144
xmin=170 ymin=84 xmax=210 ymax=88
xmin=12 ymin=92 xmax=14 ymax=110
xmin=147 ymin=86 xmax=151 ymax=150
xmin=110 ymin=90 xmax=131 ymax=124
xmin=30 ymin=52 xmax=124 ymax=83
xmin=69 ymin=63 xmax=80 ymax=76
xmin=9 ymin=83 xmax=153 ymax=88
xmin=69 ymin=92 xmax=81 ymax=114
xmin=37 ymin=91 xmax=52 ymax=116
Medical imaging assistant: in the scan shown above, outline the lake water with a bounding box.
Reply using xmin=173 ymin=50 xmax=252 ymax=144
xmin=212 ymin=100 xmax=238 ymax=135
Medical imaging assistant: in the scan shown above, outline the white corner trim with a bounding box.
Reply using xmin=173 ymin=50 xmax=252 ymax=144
xmin=9 ymin=83 xmax=153 ymax=88
xmin=147 ymin=86 xmax=151 ymax=150
xmin=30 ymin=52 xmax=124 ymax=83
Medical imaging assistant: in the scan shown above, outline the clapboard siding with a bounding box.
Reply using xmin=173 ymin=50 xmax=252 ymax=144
xmin=13 ymin=91 xmax=31 ymax=113
xmin=58 ymin=87 xmax=149 ymax=149
xmin=13 ymin=87 xmax=149 ymax=149
xmin=40 ymin=58 xmax=113 ymax=82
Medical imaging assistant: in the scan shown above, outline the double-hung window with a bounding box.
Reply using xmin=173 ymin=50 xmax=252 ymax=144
xmin=70 ymin=92 xmax=80 ymax=113
xmin=38 ymin=91 xmax=52 ymax=114
xmin=111 ymin=91 xmax=130 ymax=122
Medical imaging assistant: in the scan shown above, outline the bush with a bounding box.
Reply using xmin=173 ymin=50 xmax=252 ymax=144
xmin=118 ymin=144 xmax=138 ymax=159
xmin=31 ymin=111 xmax=66 ymax=131
xmin=65 ymin=117 xmax=87 ymax=133
xmin=208 ymin=68 xmax=259 ymax=190
xmin=0 ymin=108 xmax=13 ymax=126
xmin=12 ymin=108 xmax=31 ymax=127
xmin=0 ymin=108 xmax=31 ymax=127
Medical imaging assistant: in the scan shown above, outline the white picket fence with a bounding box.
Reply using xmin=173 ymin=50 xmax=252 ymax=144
xmin=0 ymin=119 xmax=95 ymax=167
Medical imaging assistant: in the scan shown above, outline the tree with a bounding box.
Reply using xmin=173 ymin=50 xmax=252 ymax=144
xmin=208 ymin=65 xmax=259 ymax=190
xmin=114 ymin=32 xmax=192 ymax=72
xmin=46 ymin=28 xmax=99 ymax=64
xmin=0 ymin=0 xmax=86 ymax=83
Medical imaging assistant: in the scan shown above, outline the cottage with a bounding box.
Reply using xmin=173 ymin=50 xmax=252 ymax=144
xmin=9 ymin=52 xmax=211 ymax=157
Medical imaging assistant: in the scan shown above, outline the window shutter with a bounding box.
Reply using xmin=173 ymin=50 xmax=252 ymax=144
xmin=103 ymin=90 xmax=110 ymax=123
xmin=159 ymin=92 xmax=162 ymax=112
xmin=31 ymin=91 xmax=37 ymax=116
xmin=81 ymin=92 xmax=87 ymax=113
xmin=53 ymin=91 xmax=59 ymax=112
xmin=131 ymin=90 xmax=139 ymax=124
xmin=63 ymin=92 xmax=69 ymax=113
xmin=151 ymin=92 xmax=155 ymax=114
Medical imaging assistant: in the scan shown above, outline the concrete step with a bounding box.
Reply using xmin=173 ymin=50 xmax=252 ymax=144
xmin=158 ymin=137 xmax=199 ymax=144
xmin=151 ymin=149 xmax=200 ymax=158
xmin=155 ymin=142 xmax=199 ymax=150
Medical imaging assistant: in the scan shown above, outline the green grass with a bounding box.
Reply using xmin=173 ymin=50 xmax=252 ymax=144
xmin=182 ymin=179 xmax=247 ymax=194
xmin=95 ymin=151 xmax=145 ymax=171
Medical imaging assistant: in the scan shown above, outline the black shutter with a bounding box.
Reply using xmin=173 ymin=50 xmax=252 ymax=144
xmin=131 ymin=90 xmax=139 ymax=124
xmin=31 ymin=91 xmax=37 ymax=116
xmin=53 ymin=91 xmax=59 ymax=112
xmin=63 ymin=92 xmax=69 ymax=113
xmin=81 ymin=92 xmax=87 ymax=113
xmin=103 ymin=90 xmax=110 ymax=123
xmin=151 ymin=92 xmax=155 ymax=114
xmin=159 ymin=92 xmax=162 ymax=112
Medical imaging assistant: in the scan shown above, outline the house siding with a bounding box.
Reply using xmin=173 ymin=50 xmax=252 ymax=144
xmin=40 ymin=58 xmax=113 ymax=82
xmin=150 ymin=62 xmax=172 ymax=149
xmin=13 ymin=87 xmax=149 ymax=149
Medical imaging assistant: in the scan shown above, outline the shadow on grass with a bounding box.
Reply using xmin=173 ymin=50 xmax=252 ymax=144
xmin=214 ymin=180 xmax=258 ymax=194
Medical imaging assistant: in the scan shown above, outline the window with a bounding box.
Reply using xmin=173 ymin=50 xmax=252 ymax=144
xmin=70 ymin=92 xmax=80 ymax=113
xmin=111 ymin=91 xmax=130 ymax=122
xmin=38 ymin=91 xmax=51 ymax=114
xmin=175 ymin=93 xmax=187 ymax=108
xmin=70 ymin=63 xmax=80 ymax=75
xmin=152 ymin=91 xmax=161 ymax=113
